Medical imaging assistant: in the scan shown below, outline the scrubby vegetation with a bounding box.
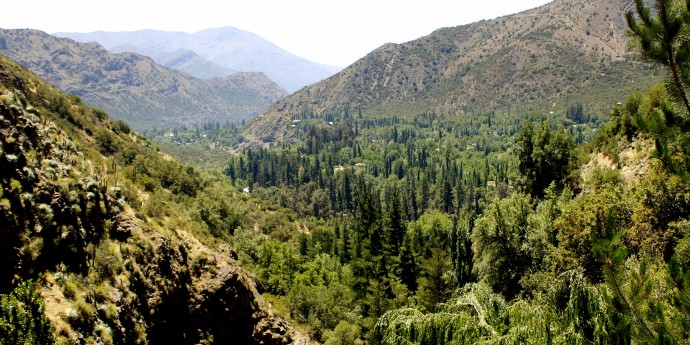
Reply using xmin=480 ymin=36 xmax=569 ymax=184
xmin=0 ymin=54 xmax=303 ymax=344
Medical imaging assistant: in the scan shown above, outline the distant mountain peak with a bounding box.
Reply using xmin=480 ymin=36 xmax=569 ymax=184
xmin=0 ymin=28 xmax=288 ymax=129
xmin=57 ymin=27 xmax=342 ymax=92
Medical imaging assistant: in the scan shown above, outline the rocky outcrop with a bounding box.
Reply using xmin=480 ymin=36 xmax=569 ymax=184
xmin=119 ymin=229 xmax=301 ymax=344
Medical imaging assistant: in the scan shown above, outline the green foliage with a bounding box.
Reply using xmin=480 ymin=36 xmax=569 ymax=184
xmin=450 ymin=215 xmax=473 ymax=288
xmin=288 ymin=278 xmax=360 ymax=340
xmin=92 ymin=241 xmax=125 ymax=284
xmin=0 ymin=281 xmax=54 ymax=345
xmin=378 ymin=283 xmax=556 ymax=344
xmin=289 ymin=282 xmax=358 ymax=336
xmin=416 ymin=247 xmax=453 ymax=312
xmin=258 ymin=238 xmax=301 ymax=295
xmin=112 ymin=119 xmax=130 ymax=134
xmin=594 ymin=217 xmax=690 ymax=343
xmin=194 ymin=182 xmax=244 ymax=238
xmin=8 ymin=21 xmax=690 ymax=344
xmin=323 ymin=321 xmax=364 ymax=345
xmin=471 ymin=193 xmax=535 ymax=299
xmin=627 ymin=0 xmax=690 ymax=115
xmin=95 ymin=129 xmax=119 ymax=155
xmin=514 ymin=121 xmax=576 ymax=198
xmin=557 ymin=184 xmax=631 ymax=282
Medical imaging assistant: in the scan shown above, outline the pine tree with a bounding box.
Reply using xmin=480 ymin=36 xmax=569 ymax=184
xmin=627 ymin=0 xmax=690 ymax=116
xmin=440 ymin=173 xmax=454 ymax=214
xmin=417 ymin=247 xmax=453 ymax=312
xmin=592 ymin=212 xmax=686 ymax=343
xmin=385 ymin=186 xmax=405 ymax=256
xmin=399 ymin=235 xmax=418 ymax=292
xmin=450 ymin=216 xmax=474 ymax=287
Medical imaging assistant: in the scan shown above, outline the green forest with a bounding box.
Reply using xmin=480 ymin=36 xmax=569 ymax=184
xmin=4 ymin=0 xmax=690 ymax=344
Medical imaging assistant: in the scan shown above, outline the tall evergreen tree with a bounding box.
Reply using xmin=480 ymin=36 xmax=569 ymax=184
xmin=385 ymin=186 xmax=405 ymax=256
xmin=450 ymin=216 xmax=474 ymax=287
xmin=627 ymin=0 xmax=690 ymax=116
xmin=399 ymin=234 xmax=418 ymax=292
xmin=417 ymin=247 xmax=453 ymax=312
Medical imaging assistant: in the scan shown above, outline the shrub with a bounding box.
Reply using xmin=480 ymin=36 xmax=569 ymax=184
xmin=95 ymin=129 xmax=118 ymax=155
xmin=64 ymin=299 xmax=96 ymax=332
xmin=112 ymin=120 xmax=130 ymax=134
xmin=0 ymin=280 xmax=55 ymax=345
xmin=91 ymin=107 xmax=108 ymax=121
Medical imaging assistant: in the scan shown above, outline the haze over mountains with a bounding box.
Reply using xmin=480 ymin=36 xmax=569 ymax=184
xmin=57 ymin=27 xmax=342 ymax=93
xmin=0 ymin=29 xmax=288 ymax=129
xmin=246 ymin=0 xmax=661 ymax=145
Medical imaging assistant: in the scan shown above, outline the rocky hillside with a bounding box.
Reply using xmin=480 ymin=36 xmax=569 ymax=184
xmin=0 ymin=29 xmax=288 ymax=130
xmin=0 ymin=54 xmax=310 ymax=344
xmin=58 ymin=27 xmax=342 ymax=92
xmin=245 ymin=0 xmax=660 ymax=145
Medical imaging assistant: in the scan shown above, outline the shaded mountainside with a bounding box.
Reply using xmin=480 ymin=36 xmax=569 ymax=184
xmin=0 ymin=29 xmax=288 ymax=130
xmin=57 ymin=27 xmax=342 ymax=93
xmin=246 ymin=0 xmax=660 ymax=145
xmin=0 ymin=54 xmax=311 ymax=344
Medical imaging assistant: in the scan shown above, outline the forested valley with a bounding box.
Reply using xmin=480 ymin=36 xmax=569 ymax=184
xmin=145 ymin=83 xmax=690 ymax=343
xmin=4 ymin=0 xmax=690 ymax=344
xmin=138 ymin=2 xmax=690 ymax=344
xmin=143 ymin=1 xmax=690 ymax=343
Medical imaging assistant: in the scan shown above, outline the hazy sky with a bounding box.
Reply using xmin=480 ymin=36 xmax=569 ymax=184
xmin=2 ymin=0 xmax=552 ymax=67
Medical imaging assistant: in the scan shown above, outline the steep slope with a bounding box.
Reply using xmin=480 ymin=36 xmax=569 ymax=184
xmin=57 ymin=27 xmax=342 ymax=92
xmin=245 ymin=0 xmax=660 ymax=145
xmin=0 ymin=29 xmax=288 ymax=130
xmin=0 ymin=54 xmax=311 ymax=343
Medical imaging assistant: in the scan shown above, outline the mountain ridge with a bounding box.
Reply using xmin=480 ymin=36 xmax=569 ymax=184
xmin=0 ymin=29 xmax=288 ymax=130
xmin=245 ymin=0 xmax=660 ymax=145
xmin=57 ymin=27 xmax=342 ymax=92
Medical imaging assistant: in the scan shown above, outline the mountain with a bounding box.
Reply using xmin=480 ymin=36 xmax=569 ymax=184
xmin=245 ymin=0 xmax=661 ymax=145
xmin=144 ymin=48 xmax=236 ymax=79
xmin=0 ymin=29 xmax=288 ymax=130
xmin=0 ymin=53 xmax=313 ymax=343
xmin=57 ymin=27 xmax=342 ymax=92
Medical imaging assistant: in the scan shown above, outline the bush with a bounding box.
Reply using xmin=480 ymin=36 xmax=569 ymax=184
xmin=112 ymin=120 xmax=130 ymax=135
xmin=64 ymin=299 xmax=96 ymax=332
xmin=91 ymin=107 xmax=108 ymax=121
xmin=95 ymin=129 xmax=118 ymax=155
xmin=0 ymin=280 xmax=55 ymax=345
xmin=323 ymin=321 xmax=363 ymax=345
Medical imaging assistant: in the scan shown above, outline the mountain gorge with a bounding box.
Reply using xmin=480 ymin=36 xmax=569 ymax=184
xmin=0 ymin=29 xmax=288 ymax=130
xmin=57 ymin=27 xmax=342 ymax=93
xmin=246 ymin=0 xmax=660 ymax=144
